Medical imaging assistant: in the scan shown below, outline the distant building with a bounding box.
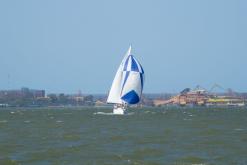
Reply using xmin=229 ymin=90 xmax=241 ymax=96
xmin=29 ymin=89 xmax=45 ymax=98
xmin=0 ymin=87 xmax=45 ymax=99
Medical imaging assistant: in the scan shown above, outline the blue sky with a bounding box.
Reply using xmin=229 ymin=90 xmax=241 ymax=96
xmin=0 ymin=0 xmax=246 ymax=93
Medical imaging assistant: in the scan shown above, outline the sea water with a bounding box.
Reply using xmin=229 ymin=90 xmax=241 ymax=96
xmin=0 ymin=107 xmax=247 ymax=165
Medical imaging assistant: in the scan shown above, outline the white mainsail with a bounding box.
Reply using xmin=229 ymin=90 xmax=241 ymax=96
xmin=107 ymin=46 xmax=144 ymax=105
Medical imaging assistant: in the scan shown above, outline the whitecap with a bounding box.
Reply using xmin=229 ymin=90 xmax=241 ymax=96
xmin=0 ymin=120 xmax=8 ymax=123
xmin=234 ymin=128 xmax=244 ymax=131
xmin=183 ymin=118 xmax=192 ymax=121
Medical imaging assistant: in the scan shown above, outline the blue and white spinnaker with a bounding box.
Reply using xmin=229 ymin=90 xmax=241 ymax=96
xmin=107 ymin=46 xmax=144 ymax=114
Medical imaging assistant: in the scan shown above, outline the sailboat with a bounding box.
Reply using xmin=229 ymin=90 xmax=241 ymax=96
xmin=107 ymin=46 xmax=144 ymax=115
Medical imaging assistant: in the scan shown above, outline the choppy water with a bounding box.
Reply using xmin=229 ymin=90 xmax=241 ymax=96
xmin=0 ymin=107 xmax=247 ymax=165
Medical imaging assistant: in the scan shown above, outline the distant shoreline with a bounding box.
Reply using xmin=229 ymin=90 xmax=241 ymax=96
xmin=0 ymin=105 xmax=246 ymax=111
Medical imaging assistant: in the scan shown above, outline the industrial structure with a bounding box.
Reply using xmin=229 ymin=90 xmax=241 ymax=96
xmin=153 ymin=85 xmax=245 ymax=107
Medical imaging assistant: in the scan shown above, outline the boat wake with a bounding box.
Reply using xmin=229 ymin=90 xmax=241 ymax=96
xmin=93 ymin=112 xmax=114 ymax=115
xmin=93 ymin=112 xmax=134 ymax=116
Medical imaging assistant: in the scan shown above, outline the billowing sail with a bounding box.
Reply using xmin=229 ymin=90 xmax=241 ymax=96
xmin=107 ymin=46 xmax=144 ymax=105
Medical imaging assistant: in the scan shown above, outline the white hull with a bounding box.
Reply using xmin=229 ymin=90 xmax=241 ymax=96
xmin=113 ymin=106 xmax=126 ymax=115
